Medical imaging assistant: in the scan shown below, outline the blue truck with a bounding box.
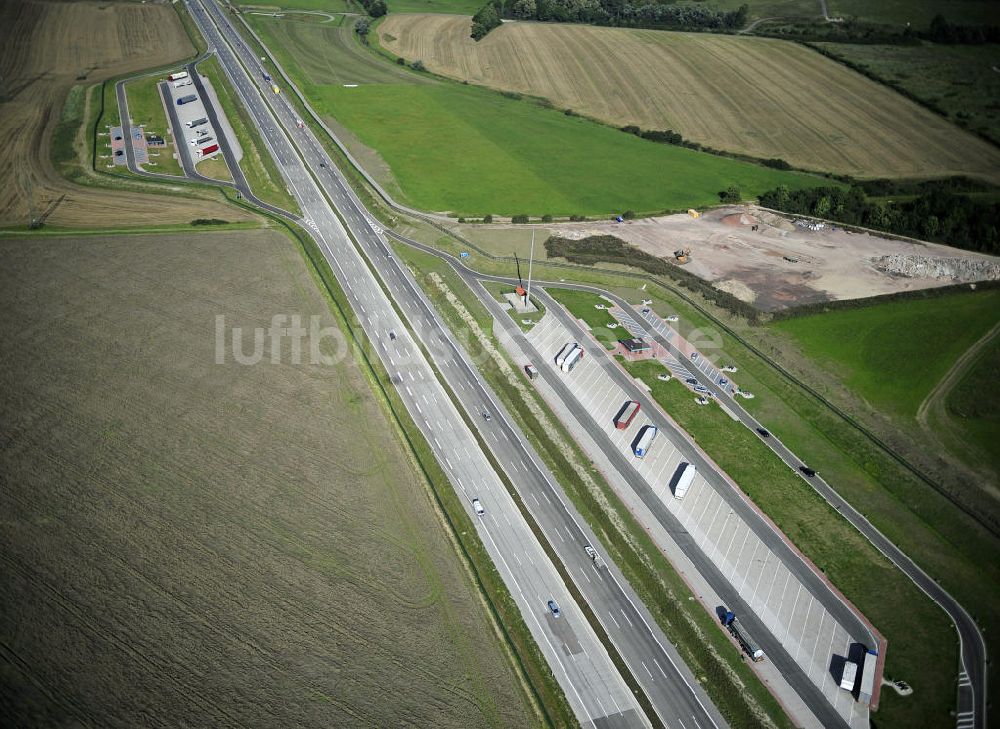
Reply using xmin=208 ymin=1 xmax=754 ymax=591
xmin=176 ymin=94 xmax=197 ymax=105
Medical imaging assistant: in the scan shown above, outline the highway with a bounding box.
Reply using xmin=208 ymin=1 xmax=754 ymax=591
xmin=388 ymin=234 xmax=989 ymax=729
xmin=162 ymin=2 xmax=985 ymax=727
xmin=184 ymin=1 xmax=728 ymax=727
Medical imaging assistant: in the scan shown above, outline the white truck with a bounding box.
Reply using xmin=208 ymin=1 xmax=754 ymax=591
xmin=673 ymin=463 xmax=696 ymax=499
xmin=555 ymin=342 xmax=575 ymax=368
xmin=840 ymin=660 xmax=859 ymax=692
xmin=633 ymin=425 xmax=657 ymax=458
xmin=561 ymin=345 xmax=583 ymax=373
xmin=172 ymin=79 xmax=192 ymax=88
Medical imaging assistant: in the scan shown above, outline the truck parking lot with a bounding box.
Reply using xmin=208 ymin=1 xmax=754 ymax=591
xmin=160 ymin=68 xmax=242 ymax=173
xmin=516 ymin=307 xmax=874 ymax=729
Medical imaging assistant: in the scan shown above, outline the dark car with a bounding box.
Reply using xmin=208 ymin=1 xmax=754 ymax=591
xmin=756 ymin=428 xmax=770 ymax=438
xmin=320 ymin=162 xmax=326 ymax=168
xmin=800 ymin=466 xmax=817 ymax=477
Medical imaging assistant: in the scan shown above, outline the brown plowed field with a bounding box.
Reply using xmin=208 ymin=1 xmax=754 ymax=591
xmin=379 ymin=14 xmax=1000 ymax=182
xmin=0 ymin=229 xmax=533 ymax=727
xmin=0 ymin=0 xmax=249 ymax=228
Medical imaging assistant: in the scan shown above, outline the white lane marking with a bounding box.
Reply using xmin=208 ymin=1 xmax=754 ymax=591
xmin=641 ymin=660 xmax=653 ymax=679
xmin=608 ymin=611 xmax=621 ymax=629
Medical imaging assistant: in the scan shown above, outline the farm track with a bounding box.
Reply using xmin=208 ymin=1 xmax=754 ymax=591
xmin=378 ymin=14 xmax=1000 ymax=183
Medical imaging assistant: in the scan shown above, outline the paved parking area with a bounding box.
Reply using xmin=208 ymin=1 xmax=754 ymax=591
xmin=525 ymin=312 xmax=870 ymax=729
xmin=109 ymin=126 xmax=127 ymax=166
xmin=163 ymin=77 xmax=223 ymax=163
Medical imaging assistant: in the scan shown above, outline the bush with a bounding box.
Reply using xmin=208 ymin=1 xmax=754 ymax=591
xmin=410 ymin=60 xmax=426 ymax=72
xmin=569 ymin=214 xmax=587 ymax=222
xmin=358 ymin=0 xmax=386 ymax=18
xmin=512 ymin=214 xmax=530 ymax=224
xmin=471 ymin=3 xmax=502 ymax=41
xmin=458 ymin=217 xmax=466 ymax=223
xmin=484 ymin=214 xmax=493 ymax=223
xmin=541 ymin=214 xmax=553 ymax=223
xmin=719 ymin=185 xmax=742 ymax=203
xmin=622 ymin=210 xmax=636 ymax=220
xmin=763 ymin=158 xmax=792 ymax=170
xmin=395 ymin=57 xmax=405 ymax=65
xmin=191 ymin=218 xmax=228 ymax=226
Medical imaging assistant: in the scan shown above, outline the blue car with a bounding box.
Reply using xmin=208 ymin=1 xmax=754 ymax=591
xmin=547 ymin=600 xmax=561 ymax=618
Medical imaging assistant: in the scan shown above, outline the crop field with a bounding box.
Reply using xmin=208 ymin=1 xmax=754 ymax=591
xmin=771 ymin=289 xmax=1000 ymax=418
xmin=814 ymin=41 xmax=1000 ymax=146
xmin=0 ymin=230 xmax=533 ymax=727
xmin=124 ymin=76 xmax=183 ymax=176
xmin=249 ymin=14 xmax=827 ymax=216
xmin=0 ymin=0 xmax=247 ymax=229
xmin=377 ymin=14 xmax=1000 ymax=183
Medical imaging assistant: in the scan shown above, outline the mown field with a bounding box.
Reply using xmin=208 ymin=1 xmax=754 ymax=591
xmin=0 ymin=0 xmax=246 ymax=229
xmin=377 ymin=14 xmax=1000 ymax=183
xmin=124 ymin=76 xmax=183 ymax=176
xmin=248 ymin=13 xmax=828 ymax=216
xmin=944 ymin=332 xmax=1000 ymax=476
xmin=0 ymin=230 xmax=533 ymax=727
xmin=814 ymin=41 xmax=1000 ymax=146
xmin=771 ymin=289 xmax=1000 ymax=418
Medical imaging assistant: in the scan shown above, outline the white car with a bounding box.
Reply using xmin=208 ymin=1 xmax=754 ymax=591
xmin=666 ymin=315 xmax=680 ymax=322
xmin=657 ymin=373 xmax=671 ymax=382
xmin=472 ymin=498 xmax=485 ymax=516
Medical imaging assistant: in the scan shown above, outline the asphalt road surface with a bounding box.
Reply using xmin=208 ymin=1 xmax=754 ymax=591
xmin=176 ymin=2 xmax=986 ymax=728
xmin=185 ymin=1 xmax=733 ymax=727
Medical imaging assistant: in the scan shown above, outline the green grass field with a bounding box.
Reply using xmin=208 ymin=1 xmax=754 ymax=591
xmin=814 ymin=42 xmax=1000 ymax=145
xmin=617 ymin=357 xmax=956 ymax=727
xmin=547 ymin=289 xmax=620 ymax=349
xmin=944 ymin=332 xmax=1000 ymax=473
xmin=771 ymin=290 xmax=1000 ymax=418
xmin=706 ymin=0 xmax=999 ymax=25
xmin=387 ymin=0 xmax=485 ymax=12
xmin=237 ymin=0 xmax=352 ymax=11
xmin=0 ymin=230 xmax=533 ymax=727
xmin=125 ymin=76 xmax=184 ymax=176
xmin=248 ymin=13 xmax=829 ymax=217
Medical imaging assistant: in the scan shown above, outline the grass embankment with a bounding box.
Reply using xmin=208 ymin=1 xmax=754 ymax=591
xmin=197 ymin=57 xmax=301 ymax=215
xmin=125 ymin=76 xmax=184 ymax=176
xmin=236 ymin=0 xmax=352 ymax=11
xmin=248 ymin=13 xmax=828 ymax=217
xmin=196 ymin=156 xmax=233 ymax=182
xmin=813 ymin=42 xmax=1000 ymax=146
xmin=945 ymin=333 xmax=1000 ymax=475
xmin=615 ymin=357 xmax=955 ymax=727
xmin=547 ymin=288 xmax=620 ymax=350
xmin=0 ymin=229 xmax=534 ymax=728
xmin=394 ymin=243 xmax=796 ymax=729
xmin=378 ymin=14 xmax=1000 ymax=183
xmin=771 ymin=290 xmax=1000 ymax=418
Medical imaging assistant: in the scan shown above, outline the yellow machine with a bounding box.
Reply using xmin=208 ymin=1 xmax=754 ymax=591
xmin=674 ymin=247 xmax=692 ymax=264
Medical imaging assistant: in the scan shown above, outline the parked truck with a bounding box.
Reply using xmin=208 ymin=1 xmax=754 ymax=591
xmin=172 ymin=79 xmax=192 ymax=89
xmin=614 ymin=401 xmax=640 ymax=430
xmin=555 ymin=342 xmax=575 ymax=368
xmin=197 ymin=144 xmax=219 ymax=157
xmin=186 ymin=117 xmax=208 ymax=128
xmin=167 ymin=71 xmax=189 ymax=81
xmin=633 ymin=425 xmax=657 ymax=458
xmin=524 ymin=364 xmax=538 ymax=380
xmin=176 ymin=94 xmax=197 ymax=105
xmin=723 ymin=611 xmax=764 ymax=662
xmin=673 ymin=462 xmax=696 ymax=499
xmin=858 ymin=649 xmax=878 ymax=705
xmin=840 ymin=661 xmax=859 ymax=692
xmin=561 ymin=345 xmax=584 ymax=373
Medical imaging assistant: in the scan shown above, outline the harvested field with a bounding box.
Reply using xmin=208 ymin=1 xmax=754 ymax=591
xmin=378 ymin=15 xmax=1000 ymax=182
xmin=0 ymin=230 xmax=533 ymax=727
xmin=0 ymin=0 xmax=248 ymax=228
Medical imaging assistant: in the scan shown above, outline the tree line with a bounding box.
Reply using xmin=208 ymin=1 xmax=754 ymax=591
xmin=759 ymin=178 xmax=1000 ymax=255
xmin=469 ymin=0 xmax=748 ymax=40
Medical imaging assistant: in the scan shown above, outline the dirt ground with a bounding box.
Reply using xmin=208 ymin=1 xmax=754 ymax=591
xmin=0 ymin=0 xmax=248 ymax=228
xmin=0 ymin=229 xmax=533 ymax=727
xmin=543 ymin=206 xmax=1000 ymax=310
